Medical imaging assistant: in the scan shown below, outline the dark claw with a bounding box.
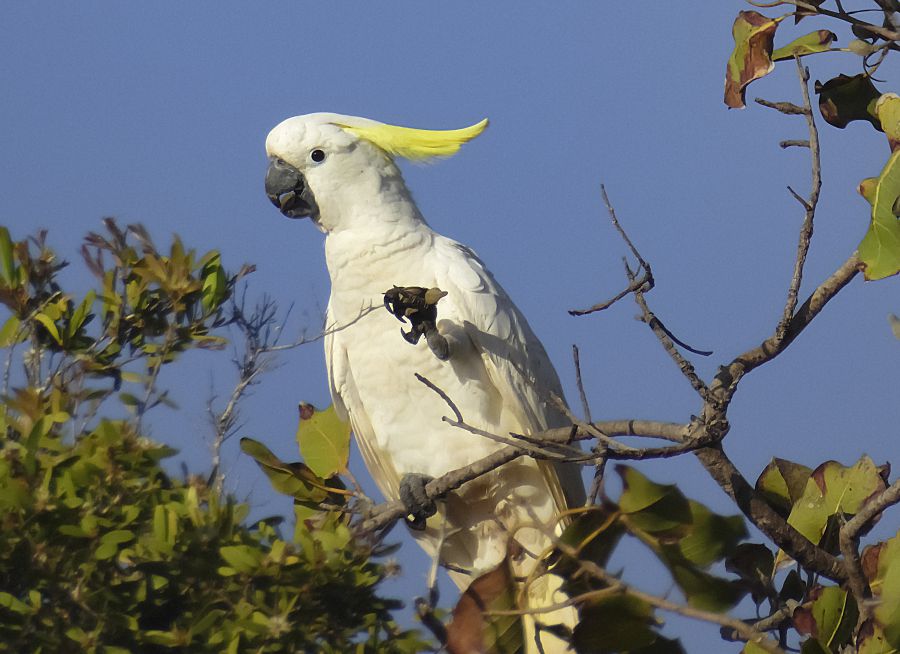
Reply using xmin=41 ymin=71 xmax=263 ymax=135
xmin=399 ymin=473 xmax=436 ymax=531
xmin=402 ymin=328 xmax=422 ymax=345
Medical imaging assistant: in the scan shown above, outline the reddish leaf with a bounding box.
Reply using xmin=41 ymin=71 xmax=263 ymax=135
xmin=446 ymin=556 xmax=524 ymax=654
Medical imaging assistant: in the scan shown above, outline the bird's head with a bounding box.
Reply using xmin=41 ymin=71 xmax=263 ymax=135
xmin=264 ymin=113 xmax=488 ymax=232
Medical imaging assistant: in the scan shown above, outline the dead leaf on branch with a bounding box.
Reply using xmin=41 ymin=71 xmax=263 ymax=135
xmin=446 ymin=552 xmax=525 ymax=654
xmin=725 ymin=11 xmax=785 ymax=109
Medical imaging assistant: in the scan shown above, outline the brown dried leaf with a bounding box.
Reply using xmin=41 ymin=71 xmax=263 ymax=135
xmin=725 ymin=11 xmax=784 ymax=109
xmin=446 ymin=555 xmax=524 ymax=654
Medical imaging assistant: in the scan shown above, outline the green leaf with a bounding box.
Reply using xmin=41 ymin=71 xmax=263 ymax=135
xmin=811 ymin=586 xmax=858 ymax=650
xmin=617 ymin=466 xmax=692 ymax=537
xmin=240 ymin=436 xmax=341 ymax=504
xmin=772 ymin=30 xmax=836 ymax=61
xmin=724 ymin=11 xmax=784 ymax=109
xmin=726 ymin=543 xmax=775 ymax=603
xmin=756 ymin=457 xmax=813 ymax=517
xmin=660 ymin=545 xmax=746 ymax=611
xmin=800 ymin=638 xmax=831 ymax=654
xmin=34 ymin=312 xmax=62 ymax=345
xmin=296 ymin=403 xmax=351 ymax=478
xmin=66 ymin=289 xmax=96 ymax=341
xmin=785 ymin=457 xmax=887 ymax=553
xmin=219 ymin=545 xmax=264 ymax=573
xmin=557 ymin=506 xmax=624 ymax=568
xmin=877 ymin=93 xmax=900 ymax=152
xmin=815 ymin=74 xmax=882 ymax=130
xmin=876 ymin=536 xmax=900 ymax=647
xmin=857 ymin=137 xmax=900 ymax=281
xmin=0 ymin=227 xmax=15 ymax=285
xmin=0 ymin=591 xmax=31 ymax=614
xmin=0 ymin=316 xmax=23 ymax=347
xmin=200 ymin=252 xmax=226 ymax=312
xmin=677 ymin=501 xmax=747 ymax=567
xmin=572 ymin=594 xmax=658 ymax=653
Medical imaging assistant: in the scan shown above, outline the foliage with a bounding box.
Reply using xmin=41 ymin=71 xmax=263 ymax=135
xmin=0 ymin=222 xmax=424 ymax=653
xmin=724 ymin=3 xmax=900 ymax=281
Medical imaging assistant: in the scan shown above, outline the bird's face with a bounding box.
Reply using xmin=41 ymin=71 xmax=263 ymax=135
xmin=264 ymin=114 xmax=392 ymax=229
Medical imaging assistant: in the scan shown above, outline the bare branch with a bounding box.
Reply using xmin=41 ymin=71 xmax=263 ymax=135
xmin=839 ymin=478 xmax=900 ymax=622
xmin=555 ymin=544 xmax=787 ymax=654
xmin=694 ymin=444 xmax=847 ymax=583
xmin=755 ymin=97 xmax=809 ymax=115
xmin=571 ymin=344 xmax=592 ymax=423
xmin=628 ymin=263 xmax=712 ymax=398
xmin=710 ymin=254 xmax=860 ymax=399
xmin=776 ymin=57 xmax=822 ymax=343
xmin=779 ymin=139 xmax=810 ymax=149
xmin=570 ymin=185 xmax=654 ymax=316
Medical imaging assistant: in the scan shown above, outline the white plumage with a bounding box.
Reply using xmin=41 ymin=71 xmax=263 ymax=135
xmin=266 ymin=113 xmax=584 ymax=652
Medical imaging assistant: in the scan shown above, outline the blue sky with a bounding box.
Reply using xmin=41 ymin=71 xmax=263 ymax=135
xmin=2 ymin=3 xmax=898 ymax=651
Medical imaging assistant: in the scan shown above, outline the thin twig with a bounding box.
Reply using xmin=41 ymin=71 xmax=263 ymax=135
xmin=755 ymin=97 xmax=809 ymax=115
xmin=627 ymin=262 xmax=712 ymax=399
xmin=571 ymin=345 xmax=592 ymax=423
xmin=541 ymin=544 xmax=787 ymax=654
xmin=776 ymin=57 xmax=821 ymax=343
xmin=569 ymin=185 xmax=654 ymax=316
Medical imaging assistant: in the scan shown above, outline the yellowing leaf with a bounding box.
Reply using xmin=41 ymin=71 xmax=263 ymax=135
xmin=877 ymin=94 xmax=900 ymax=152
xmin=34 ymin=313 xmax=62 ymax=345
xmin=756 ymin=457 xmax=813 ymax=517
xmin=785 ymin=457 xmax=887 ymax=553
xmin=296 ymin=403 xmax=350 ymax=479
xmin=725 ymin=11 xmax=785 ymax=109
xmin=858 ymin=150 xmax=900 ymax=280
xmin=772 ymin=30 xmax=836 ymax=61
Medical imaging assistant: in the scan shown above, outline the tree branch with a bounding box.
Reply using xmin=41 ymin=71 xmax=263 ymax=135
xmin=839 ymin=479 xmax=900 ymax=621
xmin=694 ymin=444 xmax=847 ymax=582
xmin=776 ymin=57 xmax=822 ymax=343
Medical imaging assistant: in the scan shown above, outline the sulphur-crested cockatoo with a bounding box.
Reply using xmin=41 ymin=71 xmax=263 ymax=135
xmin=265 ymin=113 xmax=584 ymax=651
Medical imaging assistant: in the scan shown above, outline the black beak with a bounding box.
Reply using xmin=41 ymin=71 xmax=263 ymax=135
xmin=265 ymin=157 xmax=319 ymax=219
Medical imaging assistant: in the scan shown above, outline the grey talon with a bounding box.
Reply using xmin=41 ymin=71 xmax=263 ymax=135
xmin=399 ymin=473 xmax=436 ymax=531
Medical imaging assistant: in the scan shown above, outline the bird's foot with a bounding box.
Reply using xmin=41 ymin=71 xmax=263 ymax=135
xmin=383 ymin=286 xmax=450 ymax=361
xmin=425 ymin=327 xmax=449 ymax=360
xmin=399 ymin=473 xmax=436 ymax=531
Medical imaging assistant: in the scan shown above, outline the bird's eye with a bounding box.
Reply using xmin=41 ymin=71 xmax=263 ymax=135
xmin=310 ymin=149 xmax=326 ymax=163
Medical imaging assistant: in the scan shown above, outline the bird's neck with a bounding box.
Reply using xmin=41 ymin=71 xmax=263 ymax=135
xmin=322 ymin=180 xmax=434 ymax=293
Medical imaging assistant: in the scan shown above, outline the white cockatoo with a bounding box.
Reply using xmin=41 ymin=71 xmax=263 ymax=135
xmin=265 ymin=113 xmax=584 ymax=651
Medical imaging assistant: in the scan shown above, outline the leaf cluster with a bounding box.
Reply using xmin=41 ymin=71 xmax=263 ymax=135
xmin=0 ymin=223 xmax=425 ymax=653
xmin=724 ymin=3 xmax=900 ymax=280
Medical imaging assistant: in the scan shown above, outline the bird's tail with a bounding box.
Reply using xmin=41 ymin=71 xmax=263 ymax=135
xmin=519 ymin=558 xmax=577 ymax=654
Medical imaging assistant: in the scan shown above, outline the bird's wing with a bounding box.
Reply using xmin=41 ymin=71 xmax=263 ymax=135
xmin=433 ymin=239 xmax=586 ymax=511
xmin=325 ymin=303 xmax=402 ymax=501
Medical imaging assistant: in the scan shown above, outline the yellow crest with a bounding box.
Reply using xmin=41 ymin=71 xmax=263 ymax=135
xmin=335 ymin=117 xmax=488 ymax=161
